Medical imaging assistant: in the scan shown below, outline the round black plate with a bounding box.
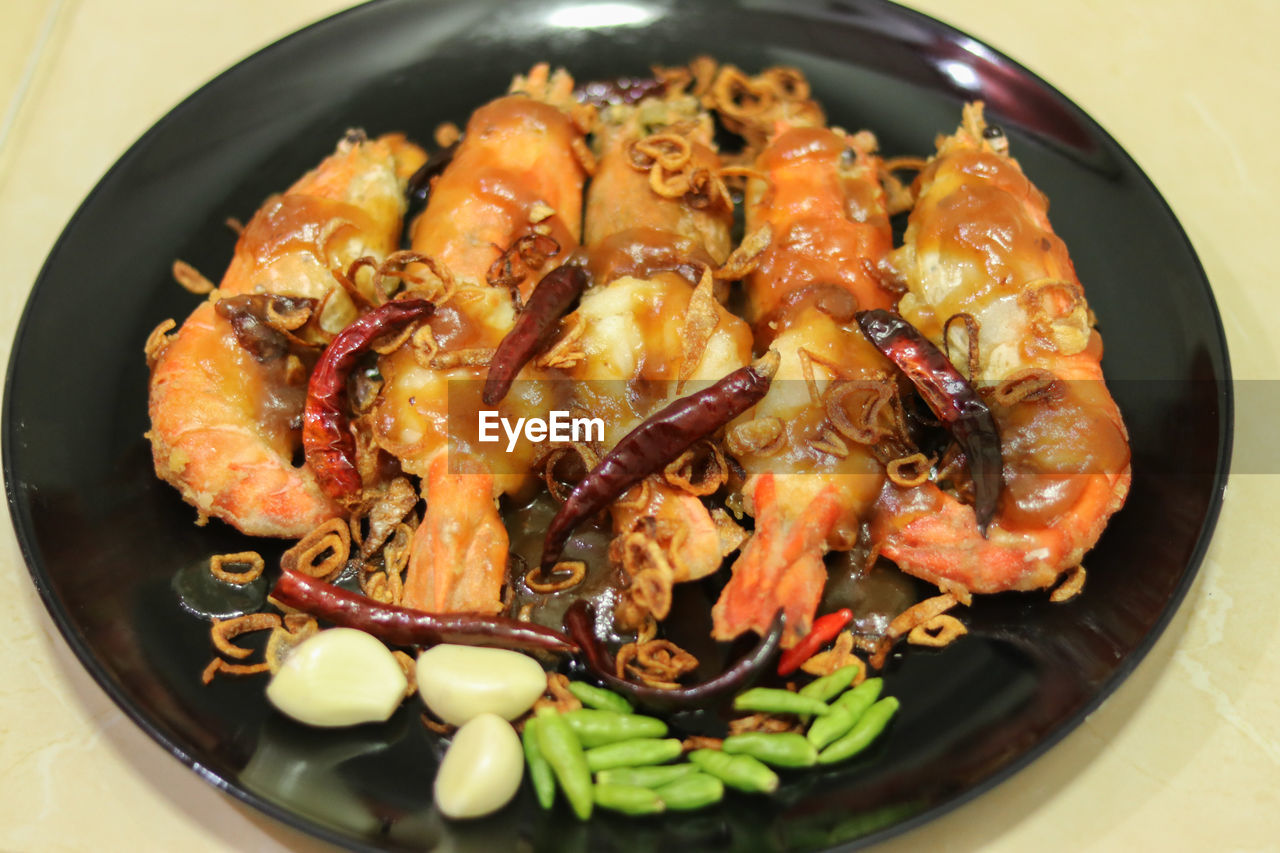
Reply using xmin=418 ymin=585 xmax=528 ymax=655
xmin=4 ymin=0 xmax=1230 ymax=850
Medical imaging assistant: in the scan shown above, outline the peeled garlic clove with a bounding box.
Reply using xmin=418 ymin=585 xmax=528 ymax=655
xmin=416 ymin=644 xmax=545 ymax=726
xmin=434 ymin=713 xmax=523 ymax=820
xmin=266 ymin=627 xmax=408 ymax=727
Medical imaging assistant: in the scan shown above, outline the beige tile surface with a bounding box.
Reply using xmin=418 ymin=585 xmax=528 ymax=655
xmin=0 ymin=1 xmax=1274 ymax=850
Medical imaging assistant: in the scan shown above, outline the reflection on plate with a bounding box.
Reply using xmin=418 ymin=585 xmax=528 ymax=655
xmin=4 ymin=0 xmax=1230 ymax=850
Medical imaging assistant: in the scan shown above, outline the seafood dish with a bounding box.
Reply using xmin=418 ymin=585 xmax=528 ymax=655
xmin=143 ymin=58 xmax=1131 ymax=820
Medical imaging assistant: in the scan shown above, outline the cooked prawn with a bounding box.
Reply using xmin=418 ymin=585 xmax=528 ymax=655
xmin=712 ymin=123 xmax=900 ymax=645
xmin=566 ymin=87 xmax=752 ymax=627
xmin=871 ymin=102 xmax=1131 ymax=596
xmin=373 ymin=67 xmax=588 ymax=613
xmin=147 ymin=131 xmax=425 ymax=537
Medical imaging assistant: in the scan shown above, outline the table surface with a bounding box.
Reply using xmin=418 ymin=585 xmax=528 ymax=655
xmin=1 ymin=1 xmax=1275 ymax=850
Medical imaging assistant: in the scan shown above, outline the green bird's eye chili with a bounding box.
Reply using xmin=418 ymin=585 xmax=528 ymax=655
xmin=807 ymin=677 xmax=884 ymax=750
xmin=566 ymin=681 xmax=634 ymax=714
xmin=797 ymin=664 xmax=861 ymax=704
xmin=817 ymin=695 xmax=899 ymax=765
xmin=562 ymin=709 xmax=668 ymax=747
xmin=721 ymin=731 xmax=818 ymax=768
xmin=732 ymin=687 xmax=830 ymax=717
xmin=592 ymin=783 xmax=665 ymax=816
xmin=595 ymin=764 xmax=698 ymax=789
xmin=687 ymin=749 xmax=779 ymax=794
xmin=535 ymin=707 xmax=594 ymax=820
xmin=656 ymin=773 xmax=724 ymax=811
xmin=584 ymin=738 xmax=684 ymax=773
xmin=522 ymin=717 xmax=557 ymax=810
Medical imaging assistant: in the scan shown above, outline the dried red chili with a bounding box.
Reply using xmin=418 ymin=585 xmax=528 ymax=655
xmin=856 ymin=309 xmax=1003 ymax=532
xmin=776 ymin=608 xmax=853 ymax=676
xmin=563 ymin=600 xmax=783 ymax=713
xmin=539 ymin=353 xmax=779 ymax=571
xmin=482 ymin=265 xmax=587 ymax=405
xmin=270 ymin=568 xmax=578 ymax=654
xmin=302 ymin=299 xmax=434 ymax=503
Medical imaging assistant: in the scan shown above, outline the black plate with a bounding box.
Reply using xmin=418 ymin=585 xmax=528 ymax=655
xmin=4 ymin=0 xmax=1230 ymax=850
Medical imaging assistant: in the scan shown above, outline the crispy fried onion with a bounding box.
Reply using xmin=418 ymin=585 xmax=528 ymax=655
xmin=678 ymin=268 xmax=720 ymax=392
xmin=372 ymin=250 xmax=456 ymax=306
xmin=887 ymin=593 xmax=958 ymax=640
xmin=711 ymin=507 xmax=749 ymax=557
xmin=653 ymin=55 xmax=719 ymax=98
xmin=704 ymin=65 xmax=823 ymax=151
xmin=1020 ymin=278 xmax=1091 ymax=354
xmin=663 ymin=440 xmax=728 ymax=497
xmin=879 ymin=155 xmax=928 ymax=216
xmin=613 ymin=530 xmax=676 ymax=628
xmin=993 ymin=368 xmax=1061 ymax=406
xmin=172 ymin=259 xmax=215 ymax=295
xmin=359 ymin=559 xmax=405 ymax=605
xmin=533 ymin=672 xmax=584 ymax=715
xmin=535 ymin=311 xmax=587 ymax=370
xmin=1049 ymin=565 xmax=1086 ymax=603
xmin=487 ymin=233 xmax=561 ymax=307
xmin=541 ymin=441 xmax=598 ymax=502
xmin=201 ymin=658 xmax=270 ymax=684
xmin=682 ymin=735 xmax=723 ymax=752
xmin=907 ymin=614 xmax=968 ymax=647
xmin=392 ymin=650 xmax=417 ymax=700
xmin=627 ymin=131 xmax=729 ymax=209
xmin=616 ymin=638 xmax=699 ymax=689
xmin=726 ymin=416 xmax=787 ymax=459
xmin=810 ymin=429 xmax=850 ymax=460
xmin=715 ymin=223 xmax=771 ymax=280
xmin=210 ymin=613 xmax=281 ymax=660
xmin=801 ymin=630 xmax=867 ymax=679
xmin=264 ymin=613 xmax=320 ymax=674
xmin=886 ymin=452 xmax=934 ymax=487
xmin=943 ymin=313 xmax=981 ymax=381
xmin=209 ymin=551 xmax=265 ymax=585
xmin=525 ymin=560 xmax=586 ymax=594
xmin=730 ymin=713 xmax=804 ymax=735
xmin=428 ymin=348 xmax=495 ymax=370
xmin=144 ymin=318 xmax=177 ymax=367
xmin=281 ymin=517 xmax=351 ymax=579
xmin=215 ymin=293 xmax=317 ymax=361
xmin=352 ymin=477 xmax=419 ymax=560
xmin=824 ymin=378 xmax=896 ymax=444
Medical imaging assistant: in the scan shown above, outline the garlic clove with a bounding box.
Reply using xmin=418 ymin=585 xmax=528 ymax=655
xmin=434 ymin=713 xmax=524 ymax=820
xmin=416 ymin=644 xmax=545 ymax=726
xmin=266 ymin=627 xmax=408 ymax=727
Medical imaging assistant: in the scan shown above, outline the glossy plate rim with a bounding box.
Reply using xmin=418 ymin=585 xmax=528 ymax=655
xmin=3 ymin=0 xmax=1232 ymax=850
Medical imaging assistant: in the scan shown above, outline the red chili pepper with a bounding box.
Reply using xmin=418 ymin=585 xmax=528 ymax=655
xmin=776 ymin=607 xmax=854 ymax=676
xmin=302 ymin=298 xmax=433 ymax=503
xmin=564 ymin=600 xmax=783 ymax=713
xmin=856 ymin=308 xmax=1003 ymax=533
xmin=540 ymin=351 xmax=779 ymax=572
xmin=270 ymin=568 xmax=578 ymax=655
xmin=482 ymin=264 xmax=587 ymax=405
